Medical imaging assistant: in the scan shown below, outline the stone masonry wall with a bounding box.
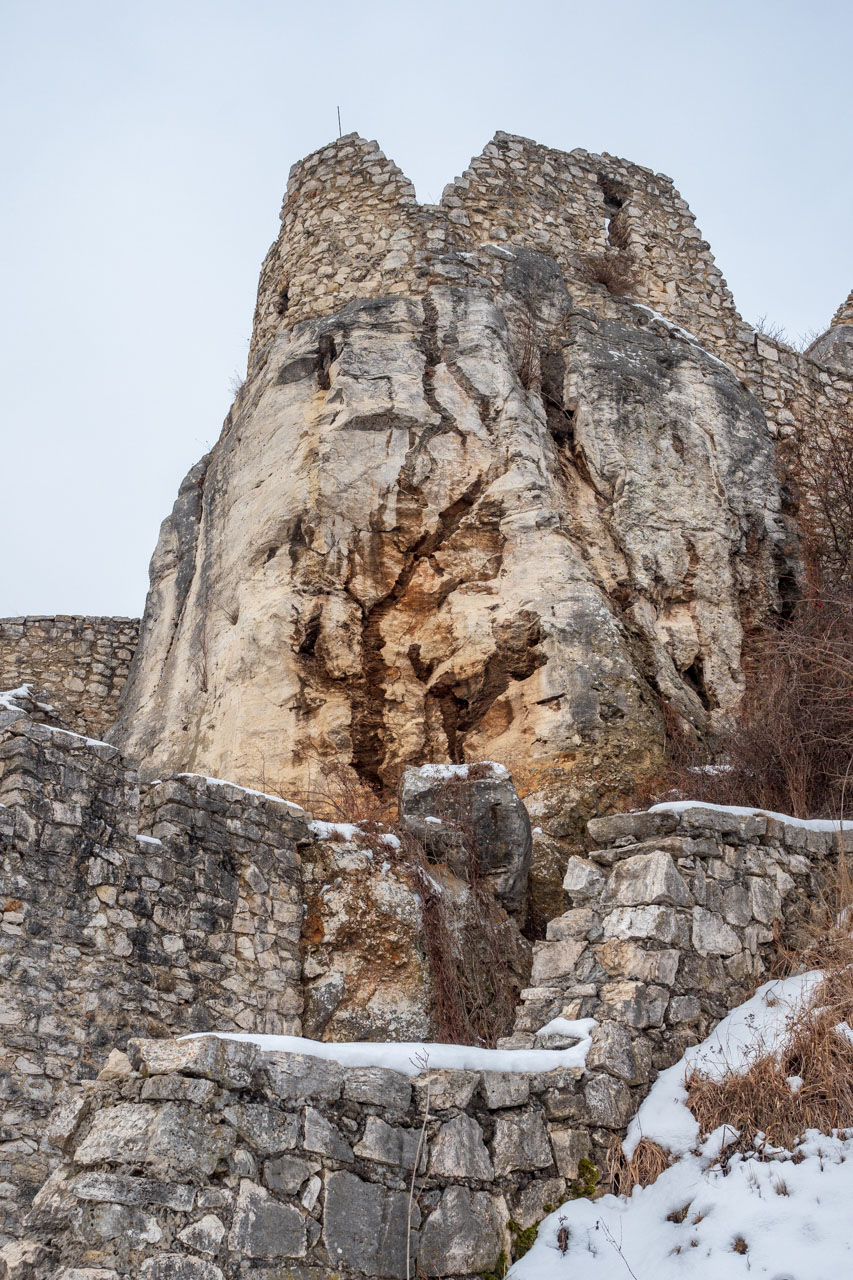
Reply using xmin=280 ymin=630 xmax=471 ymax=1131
xmin=0 ymin=721 xmax=305 ymax=1241
xmin=510 ymin=804 xmax=839 ymax=1088
xmin=248 ymin=132 xmax=853 ymax=442
xmin=0 ymin=617 xmax=139 ymax=741
xmin=19 ymin=1034 xmax=621 ymax=1280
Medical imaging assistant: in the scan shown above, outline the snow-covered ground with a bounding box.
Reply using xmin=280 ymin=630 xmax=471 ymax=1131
xmin=512 ymin=974 xmax=852 ymax=1279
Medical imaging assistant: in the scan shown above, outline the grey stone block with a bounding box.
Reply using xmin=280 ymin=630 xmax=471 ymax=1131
xmin=353 ymin=1115 xmax=423 ymax=1170
xmin=223 ymin=1103 xmax=299 ymax=1155
xmin=492 ymin=1111 xmax=552 ymax=1174
xmin=429 ymin=1114 xmax=493 ymax=1180
xmin=419 ymin=1187 xmax=502 ymax=1276
xmin=227 ymin=1180 xmax=307 ymax=1258
xmin=323 ymin=1171 xmax=414 ymax=1279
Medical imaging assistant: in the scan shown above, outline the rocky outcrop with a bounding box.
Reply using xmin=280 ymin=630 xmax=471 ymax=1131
xmin=397 ymin=762 xmax=532 ymax=913
xmin=110 ymin=135 xmax=801 ymax=835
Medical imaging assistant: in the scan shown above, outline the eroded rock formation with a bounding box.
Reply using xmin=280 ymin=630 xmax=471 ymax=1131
xmin=110 ymin=134 xmax=812 ymax=833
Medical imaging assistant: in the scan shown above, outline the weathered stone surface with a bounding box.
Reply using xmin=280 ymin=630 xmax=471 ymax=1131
xmin=413 ymin=1070 xmax=479 ymax=1112
xmin=549 ymin=1126 xmax=593 ymax=1179
xmin=74 ymin=1103 xmax=235 ymax=1175
xmin=353 ymin=1115 xmax=423 ymax=1170
xmin=0 ymin=1241 xmax=51 ymax=1280
xmin=69 ymin=1172 xmax=196 ymax=1211
xmin=227 ymin=1180 xmax=307 ymax=1259
xmin=343 ymin=1067 xmax=412 ymax=1113
xmin=530 ymin=938 xmax=586 ymax=983
xmin=139 ymin=1259 xmax=225 ymax=1280
xmin=587 ymin=811 xmax=679 ymax=846
xmin=303 ymin=1107 xmax=353 ymax=1163
xmin=419 ymin=1187 xmax=502 ymax=1276
xmin=562 ymin=857 xmax=606 ymax=901
xmin=609 ymin=850 xmax=690 ymax=907
xmin=177 ymin=1213 xmax=226 ymax=1254
xmin=262 ymin=1053 xmax=344 ymax=1102
xmin=691 ymin=907 xmax=741 ymax=956
xmin=263 ymin=1154 xmax=318 ymax=1194
xmin=223 ymin=1103 xmax=299 ymax=1155
xmin=323 ymin=1171 xmax=413 ymax=1279
xmin=480 ymin=1072 xmax=530 ymax=1109
xmin=91 ymin=1202 xmax=162 ymax=1246
xmin=398 ymin=764 xmax=531 ymax=911
xmin=587 ymin=1022 xmax=653 ymax=1084
xmin=583 ymin=1074 xmax=633 ymax=1128
xmin=130 ymin=1037 xmax=260 ymax=1089
xmin=492 ymin=1111 xmax=552 ymax=1174
xmin=429 ymin=1114 xmax=493 ymax=1180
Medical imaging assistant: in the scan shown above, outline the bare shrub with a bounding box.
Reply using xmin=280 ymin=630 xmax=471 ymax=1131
xmin=264 ymin=756 xmax=530 ymax=1046
xmin=411 ymin=777 xmax=531 ymax=1046
xmin=606 ymin=1135 xmax=671 ymax=1195
xmin=287 ymin=756 xmax=393 ymax=823
xmin=755 ymin=314 xmax=789 ymax=344
xmin=581 ymin=251 xmax=637 ymax=298
xmin=646 ymin=406 xmax=853 ymax=820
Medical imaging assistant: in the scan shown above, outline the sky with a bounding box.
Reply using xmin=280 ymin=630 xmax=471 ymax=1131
xmin=2 ymin=0 xmax=851 ymax=617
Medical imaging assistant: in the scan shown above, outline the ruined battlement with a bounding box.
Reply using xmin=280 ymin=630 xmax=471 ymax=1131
xmin=0 ymin=616 xmax=139 ymax=741
xmin=248 ymin=131 xmax=853 ymax=440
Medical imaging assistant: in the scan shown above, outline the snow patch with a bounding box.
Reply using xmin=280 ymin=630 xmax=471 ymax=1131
xmin=651 ymin=798 xmax=853 ymax=833
xmin=176 ymin=773 xmax=306 ymax=812
xmin=185 ymin=1026 xmax=597 ymax=1076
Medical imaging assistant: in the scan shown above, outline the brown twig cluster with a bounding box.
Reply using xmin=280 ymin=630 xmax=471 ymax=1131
xmin=581 ymin=250 xmax=637 ymax=298
xmin=646 ymin=405 xmax=853 ymax=820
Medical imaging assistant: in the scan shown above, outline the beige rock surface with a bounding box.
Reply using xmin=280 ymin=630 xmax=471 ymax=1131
xmin=110 ymin=138 xmax=798 ymax=829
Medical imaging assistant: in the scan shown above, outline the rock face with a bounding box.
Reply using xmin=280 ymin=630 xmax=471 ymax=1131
xmin=110 ymin=133 xmax=804 ymax=819
xmin=398 ymin=762 xmax=532 ymax=913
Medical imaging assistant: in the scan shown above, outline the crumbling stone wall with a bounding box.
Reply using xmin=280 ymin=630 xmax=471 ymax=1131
xmin=0 ymin=722 xmax=304 ymax=1241
xmin=510 ymin=805 xmax=836 ymax=1085
xmin=17 ymin=1035 xmax=622 ymax=1280
xmin=0 ymin=617 xmax=139 ymax=740
xmin=249 ymin=131 xmax=853 ymax=440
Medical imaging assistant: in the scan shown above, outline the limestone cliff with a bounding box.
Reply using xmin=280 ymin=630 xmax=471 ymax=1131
xmin=111 ymin=133 xmax=817 ymax=822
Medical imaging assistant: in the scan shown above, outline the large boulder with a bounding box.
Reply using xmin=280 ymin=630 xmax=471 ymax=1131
xmin=397 ymin=762 xmax=532 ymax=914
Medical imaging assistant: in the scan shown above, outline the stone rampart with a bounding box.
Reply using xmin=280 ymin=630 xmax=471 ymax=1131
xmin=0 ymin=617 xmax=139 ymax=741
xmin=247 ymin=131 xmax=853 ymax=441
xmin=510 ymin=804 xmax=838 ymax=1084
xmin=0 ymin=722 xmax=305 ymax=1240
xmin=17 ymin=1034 xmax=622 ymax=1280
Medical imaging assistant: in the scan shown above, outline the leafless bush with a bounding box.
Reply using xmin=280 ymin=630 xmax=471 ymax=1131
xmin=288 ymin=756 xmax=393 ymax=823
xmin=755 ymin=314 xmax=789 ymax=344
xmin=581 ymin=251 xmax=637 ymax=298
xmin=647 ymin=406 xmax=853 ymax=820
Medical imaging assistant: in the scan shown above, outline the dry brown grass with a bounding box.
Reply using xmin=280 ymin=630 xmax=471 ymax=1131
xmin=606 ymin=1135 xmax=672 ymax=1194
xmin=685 ymin=882 xmax=853 ymax=1155
xmin=581 ymin=250 xmax=637 ymax=298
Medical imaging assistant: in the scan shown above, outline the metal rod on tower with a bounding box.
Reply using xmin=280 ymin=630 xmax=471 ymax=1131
xmin=337 ymin=107 xmax=342 ymax=138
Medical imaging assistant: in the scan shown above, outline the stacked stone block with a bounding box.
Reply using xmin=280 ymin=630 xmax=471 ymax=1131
xmin=14 ymin=1036 xmax=612 ymax=1280
xmin=0 ymin=617 xmax=139 ymax=742
xmin=510 ymin=805 xmax=835 ymax=1087
xmin=247 ymin=131 xmax=853 ymax=444
xmin=0 ymin=721 xmax=306 ymax=1242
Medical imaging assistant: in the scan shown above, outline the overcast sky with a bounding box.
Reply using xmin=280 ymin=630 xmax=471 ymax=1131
xmin=2 ymin=0 xmax=851 ymax=617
